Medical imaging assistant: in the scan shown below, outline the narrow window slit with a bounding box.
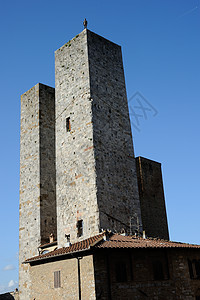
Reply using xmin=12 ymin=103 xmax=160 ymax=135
xmin=77 ymin=220 xmax=83 ymax=237
xmin=66 ymin=117 xmax=71 ymax=132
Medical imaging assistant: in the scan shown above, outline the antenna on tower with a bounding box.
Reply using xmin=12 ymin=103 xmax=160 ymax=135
xmin=130 ymin=214 xmax=140 ymax=236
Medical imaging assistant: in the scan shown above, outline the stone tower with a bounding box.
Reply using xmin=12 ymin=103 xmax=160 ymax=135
xmin=55 ymin=29 xmax=142 ymax=247
xmin=19 ymin=84 xmax=56 ymax=299
xmin=136 ymin=156 xmax=169 ymax=240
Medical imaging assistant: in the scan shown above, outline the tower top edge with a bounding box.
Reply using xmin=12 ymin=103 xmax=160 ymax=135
xmin=21 ymin=83 xmax=55 ymax=97
xmin=136 ymin=156 xmax=162 ymax=166
xmin=54 ymin=28 xmax=121 ymax=54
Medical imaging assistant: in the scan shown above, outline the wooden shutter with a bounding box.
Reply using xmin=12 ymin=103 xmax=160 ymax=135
xmin=54 ymin=270 xmax=61 ymax=288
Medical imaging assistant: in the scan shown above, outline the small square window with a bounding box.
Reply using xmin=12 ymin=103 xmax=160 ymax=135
xmin=54 ymin=270 xmax=61 ymax=288
xmin=66 ymin=117 xmax=71 ymax=132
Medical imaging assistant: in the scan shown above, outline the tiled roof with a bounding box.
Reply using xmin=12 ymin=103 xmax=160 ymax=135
xmin=96 ymin=234 xmax=200 ymax=249
xmin=25 ymin=232 xmax=105 ymax=263
xmin=25 ymin=232 xmax=200 ymax=263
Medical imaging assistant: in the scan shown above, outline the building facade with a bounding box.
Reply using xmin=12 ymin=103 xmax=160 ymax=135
xmin=25 ymin=232 xmax=200 ymax=300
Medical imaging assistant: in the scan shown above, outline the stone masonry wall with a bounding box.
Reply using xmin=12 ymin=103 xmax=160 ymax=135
xmin=87 ymin=30 xmax=142 ymax=234
xmin=55 ymin=30 xmax=142 ymax=247
xmin=19 ymin=84 xmax=56 ymax=300
xmin=55 ymin=30 xmax=99 ymax=247
xmin=136 ymin=156 xmax=169 ymax=240
xmin=39 ymin=85 xmax=57 ymax=244
xmin=94 ymin=248 xmax=200 ymax=300
xmin=30 ymin=255 xmax=96 ymax=300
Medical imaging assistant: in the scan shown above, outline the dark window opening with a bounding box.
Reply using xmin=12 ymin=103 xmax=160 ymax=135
xmin=195 ymin=261 xmax=200 ymax=278
xmin=66 ymin=117 xmax=71 ymax=132
xmin=115 ymin=262 xmax=127 ymax=282
xmin=54 ymin=271 xmax=61 ymax=288
xmin=153 ymin=260 xmax=164 ymax=280
xmin=188 ymin=259 xmax=194 ymax=279
xmin=77 ymin=220 xmax=83 ymax=237
xmin=188 ymin=259 xmax=200 ymax=279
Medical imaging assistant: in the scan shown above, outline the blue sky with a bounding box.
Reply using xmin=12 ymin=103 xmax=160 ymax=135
xmin=0 ymin=0 xmax=199 ymax=293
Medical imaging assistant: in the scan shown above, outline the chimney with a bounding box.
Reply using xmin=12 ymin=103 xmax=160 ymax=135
xmin=120 ymin=228 xmax=126 ymax=236
xmin=49 ymin=233 xmax=54 ymax=243
xmin=65 ymin=234 xmax=71 ymax=247
xmin=103 ymin=230 xmax=110 ymax=241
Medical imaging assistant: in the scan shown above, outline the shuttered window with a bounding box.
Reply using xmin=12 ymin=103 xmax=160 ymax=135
xmin=54 ymin=270 xmax=61 ymax=288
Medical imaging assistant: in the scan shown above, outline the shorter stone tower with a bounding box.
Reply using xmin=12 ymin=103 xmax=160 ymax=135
xmin=19 ymin=84 xmax=57 ymax=299
xmin=136 ymin=156 xmax=169 ymax=240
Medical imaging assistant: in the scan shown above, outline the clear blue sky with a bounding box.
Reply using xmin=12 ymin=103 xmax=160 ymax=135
xmin=0 ymin=0 xmax=199 ymax=293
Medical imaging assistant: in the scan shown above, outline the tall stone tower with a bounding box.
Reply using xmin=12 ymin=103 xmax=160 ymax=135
xmin=55 ymin=29 xmax=142 ymax=247
xmin=19 ymin=84 xmax=57 ymax=299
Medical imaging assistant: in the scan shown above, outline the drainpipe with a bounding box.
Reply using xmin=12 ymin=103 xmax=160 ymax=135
xmin=77 ymin=257 xmax=82 ymax=300
xmin=106 ymin=254 xmax=112 ymax=300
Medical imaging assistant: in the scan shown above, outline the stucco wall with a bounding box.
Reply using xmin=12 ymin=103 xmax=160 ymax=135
xmin=30 ymin=255 xmax=96 ymax=300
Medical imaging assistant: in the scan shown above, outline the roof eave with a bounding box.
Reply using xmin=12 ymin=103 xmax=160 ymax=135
xmin=23 ymin=247 xmax=92 ymax=264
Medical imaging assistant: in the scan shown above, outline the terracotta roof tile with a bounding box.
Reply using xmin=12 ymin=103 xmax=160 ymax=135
xmin=96 ymin=234 xmax=200 ymax=249
xmin=25 ymin=232 xmax=200 ymax=263
xmin=25 ymin=232 xmax=104 ymax=263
